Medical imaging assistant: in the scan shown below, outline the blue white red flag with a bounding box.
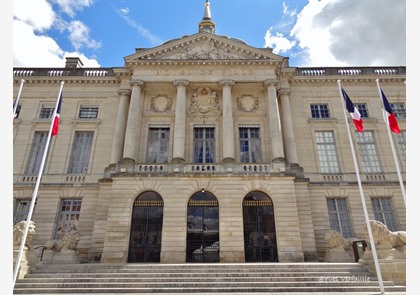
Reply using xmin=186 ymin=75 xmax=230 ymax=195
xmin=380 ymin=89 xmax=400 ymax=133
xmin=51 ymin=92 xmax=62 ymax=137
xmin=341 ymin=87 xmax=364 ymax=132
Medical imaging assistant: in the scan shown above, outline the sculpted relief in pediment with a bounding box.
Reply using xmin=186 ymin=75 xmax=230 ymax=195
xmin=188 ymin=87 xmax=220 ymax=114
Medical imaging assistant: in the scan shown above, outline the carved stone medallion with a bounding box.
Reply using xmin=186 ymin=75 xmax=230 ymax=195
xmin=151 ymin=95 xmax=173 ymax=112
xmin=236 ymin=95 xmax=259 ymax=112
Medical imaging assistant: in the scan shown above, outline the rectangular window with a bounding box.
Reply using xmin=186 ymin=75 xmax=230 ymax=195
xmin=68 ymin=131 xmax=94 ymax=174
xmin=193 ymin=127 xmax=215 ymax=163
xmin=315 ymin=131 xmax=340 ymax=173
xmin=79 ymin=106 xmax=99 ymax=119
xmin=390 ymin=103 xmax=406 ymax=118
xmin=371 ymin=197 xmax=398 ymax=231
xmin=146 ymin=127 xmax=169 ymax=163
xmin=354 ymin=103 xmax=369 ymax=118
xmin=54 ymin=199 xmax=81 ymax=240
xmin=39 ymin=106 xmax=55 ymax=119
xmin=239 ymin=127 xmax=262 ymax=163
xmin=310 ymin=104 xmax=330 ymax=119
xmin=13 ymin=199 xmax=33 ymax=225
xmin=356 ymin=131 xmax=382 ymax=173
xmin=396 ymin=130 xmax=406 ymax=168
xmin=25 ymin=131 xmax=48 ymax=174
xmin=327 ymin=198 xmax=353 ymax=238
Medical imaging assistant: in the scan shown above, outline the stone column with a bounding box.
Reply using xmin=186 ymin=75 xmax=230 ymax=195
xmin=278 ymin=88 xmax=298 ymax=164
xmin=110 ymin=87 xmax=131 ymax=165
xmin=123 ymin=80 xmax=143 ymax=161
xmin=220 ymin=80 xmax=235 ymax=163
xmin=172 ymin=80 xmax=189 ymax=163
xmin=265 ymin=79 xmax=285 ymax=162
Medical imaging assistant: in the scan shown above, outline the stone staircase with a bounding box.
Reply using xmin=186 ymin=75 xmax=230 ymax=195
xmin=13 ymin=262 xmax=406 ymax=294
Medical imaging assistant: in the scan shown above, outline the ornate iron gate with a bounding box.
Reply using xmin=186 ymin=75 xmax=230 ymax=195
xmin=243 ymin=192 xmax=278 ymax=262
xmin=186 ymin=192 xmax=219 ymax=262
xmin=128 ymin=191 xmax=163 ymax=263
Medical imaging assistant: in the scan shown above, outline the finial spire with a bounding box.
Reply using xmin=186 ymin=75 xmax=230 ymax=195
xmin=199 ymin=0 xmax=215 ymax=34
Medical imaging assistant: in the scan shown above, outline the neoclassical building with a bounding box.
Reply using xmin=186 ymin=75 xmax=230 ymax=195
xmin=13 ymin=1 xmax=406 ymax=264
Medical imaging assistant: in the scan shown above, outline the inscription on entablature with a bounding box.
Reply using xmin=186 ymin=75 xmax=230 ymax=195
xmin=155 ymin=69 xmax=254 ymax=76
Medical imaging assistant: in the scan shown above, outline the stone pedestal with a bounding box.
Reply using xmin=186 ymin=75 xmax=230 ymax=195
xmin=324 ymin=247 xmax=354 ymax=262
xmin=13 ymin=247 xmax=38 ymax=279
xmin=53 ymin=250 xmax=81 ymax=264
xmin=359 ymin=248 xmax=406 ymax=285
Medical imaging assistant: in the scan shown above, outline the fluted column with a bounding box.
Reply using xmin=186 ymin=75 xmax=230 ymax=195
xmin=220 ymin=80 xmax=235 ymax=163
xmin=123 ymin=80 xmax=144 ymax=161
xmin=172 ymin=80 xmax=189 ymax=163
xmin=278 ymin=88 xmax=298 ymax=164
xmin=265 ymin=79 xmax=285 ymax=162
xmin=110 ymin=87 xmax=131 ymax=164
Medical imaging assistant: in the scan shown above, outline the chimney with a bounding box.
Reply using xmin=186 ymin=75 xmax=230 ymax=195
xmin=65 ymin=57 xmax=84 ymax=68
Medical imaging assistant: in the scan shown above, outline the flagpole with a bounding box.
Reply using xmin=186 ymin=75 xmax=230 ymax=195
xmin=375 ymin=79 xmax=406 ymax=207
xmin=13 ymin=79 xmax=25 ymax=117
xmin=13 ymin=81 xmax=64 ymax=286
xmin=337 ymin=80 xmax=385 ymax=294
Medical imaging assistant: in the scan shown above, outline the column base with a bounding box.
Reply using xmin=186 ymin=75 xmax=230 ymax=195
xmin=171 ymin=158 xmax=185 ymax=164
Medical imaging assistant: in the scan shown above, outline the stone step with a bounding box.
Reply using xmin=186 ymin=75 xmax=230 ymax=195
xmin=13 ymin=263 xmax=406 ymax=294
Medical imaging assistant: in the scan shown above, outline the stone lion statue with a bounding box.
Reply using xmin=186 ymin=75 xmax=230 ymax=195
xmin=45 ymin=229 xmax=80 ymax=252
xmin=324 ymin=229 xmax=353 ymax=250
xmin=364 ymin=220 xmax=406 ymax=249
xmin=13 ymin=220 xmax=36 ymax=248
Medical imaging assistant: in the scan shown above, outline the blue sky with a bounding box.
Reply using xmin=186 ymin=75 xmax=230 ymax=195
xmin=13 ymin=0 xmax=407 ymax=68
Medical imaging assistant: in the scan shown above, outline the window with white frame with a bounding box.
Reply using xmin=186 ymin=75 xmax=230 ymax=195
xmin=78 ymin=106 xmax=99 ymax=119
xmin=25 ymin=131 xmax=48 ymax=174
xmin=315 ymin=131 xmax=340 ymax=173
xmin=39 ymin=106 xmax=55 ymax=119
xmin=68 ymin=131 xmax=93 ymax=174
xmin=54 ymin=199 xmax=81 ymax=240
xmin=13 ymin=199 xmax=34 ymax=225
xmin=239 ymin=127 xmax=262 ymax=163
xmin=371 ymin=197 xmax=398 ymax=231
xmin=396 ymin=130 xmax=406 ymax=169
xmin=356 ymin=131 xmax=382 ymax=173
xmin=146 ymin=127 xmax=169 ymax=163
xmin=390 ymin=103 xmax=406 ymax=118
xmin=354 ymin=103 xmax=369 ymax=118
xmin=193 ymin=127 xmax=215 ymax=163
xmin=310 ymin=104 xmax=330 ymax=118
xmin=327 ymin=198 xmax=353 ymax=238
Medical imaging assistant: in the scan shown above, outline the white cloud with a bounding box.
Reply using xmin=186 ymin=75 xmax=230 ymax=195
xmin=54 ymin=0 xmax=94 ymax=18
xmin=264 ymin=28 xmax=296 ymax=54
xmin=13 ymin=0 xmax=100 ymax=67
xmin=267 ymin=0 xmax=406 ymax=67
xmin=68 ymin=20 xmax=101 ymax=51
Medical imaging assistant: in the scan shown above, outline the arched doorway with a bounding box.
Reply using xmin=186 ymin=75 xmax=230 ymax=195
xmin=186 ymin=191 xmax=219 ymax=262
xmin=242 ymin=191 xmax=278 ymax=262
xmin=128 ymin=191 xmax=163 ymax=263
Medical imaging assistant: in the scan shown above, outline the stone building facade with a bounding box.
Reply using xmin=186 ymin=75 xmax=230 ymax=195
xmin=12 ymin=1 xmax=406 ymax=264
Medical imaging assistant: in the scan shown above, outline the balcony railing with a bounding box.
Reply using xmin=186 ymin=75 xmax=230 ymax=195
xmin=295 ymin=66 xmax=405 ymax=76
xmin=13 ymin=68 xmax=115 ymax=77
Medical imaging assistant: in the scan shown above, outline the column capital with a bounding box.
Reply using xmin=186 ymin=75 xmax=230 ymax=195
xmin=118 ymin=87 xmax=131 ymax=96
xmin=277 ymin=88 xmax=291 ymax=96
xmin=130 ymin=80 xmax=144 ymax=87
xmin=264 ymin=79 xmax=279 ymax=88
xmin=173 ymin=80 xmax=189 ymax=87
xmin=220 ymin=80 xmax=235 ymax=87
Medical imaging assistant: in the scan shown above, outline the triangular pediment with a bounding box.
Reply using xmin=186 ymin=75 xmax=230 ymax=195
xmin=124 ymin=32 xmax=285 ymax=64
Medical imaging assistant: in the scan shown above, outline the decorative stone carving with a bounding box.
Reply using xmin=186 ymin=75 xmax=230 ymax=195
xmin=358 ymin=220 xmax=406 ymax=285
xmin=236 ymin=95 xmax=259 ymax=112
xmin=13 ymin=220 xmax=36 ymax=249
xmin=151 ymin=95 xmax=173 ymax=112
xmin=176 ymin=40 xmax=236 ymax=60
xmin=189 ymin=87 xmax=220 ymax=114
xmin=43 ymin=229 xmax=81 ymax=264
xmin=323 ymin=229 xmax=354 ymax=262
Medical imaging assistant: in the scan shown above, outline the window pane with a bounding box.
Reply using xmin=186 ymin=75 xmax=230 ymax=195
xmin=39 ymin=107 xmax=55 ymax=119
xmin=326 ymin=198 xmax=353 ymax=238
xmin=25 ymin=132 xmax=48 ymax=174
xmin=146 ymin=128 xmax=169 ymax=163
xmin=315 ymin=131 xmax=340 ymax=173
xmin=55 ymin=199 xmax=82 ymax=240
xmin=356 ymin=131 xmax=382 ymax=173
xmin=371 ymin=197 xmax=398 ymax=231
xmin=311 ymin=104 xmax=330 ymax=119
xmin=239 ymin=127 xmax=262 ymax=163
xmin=79 ymin=106 xmax=99 ymax=119
xmin=68 ymin=131 xmax=94 ymax=174
xmin=193 ymin=127 xmax=215 ymax=163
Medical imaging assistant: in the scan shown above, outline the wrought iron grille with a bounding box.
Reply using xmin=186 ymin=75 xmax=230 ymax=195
xmin=128 ymin=192 xmax=163 ymax=263
xmin=186 ymin=192 xmax=220 ymax=263
xmin=243 ymin=192 xmax=278 ymax=262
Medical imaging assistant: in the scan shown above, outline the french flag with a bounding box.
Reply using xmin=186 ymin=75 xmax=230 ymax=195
xmin=51 ymin=93 xmax=62 ymax=137
xmin=380 ymin=89 xmax=400 ymax=133
xmin=342 ymin=87 xmax=364 ymax=132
